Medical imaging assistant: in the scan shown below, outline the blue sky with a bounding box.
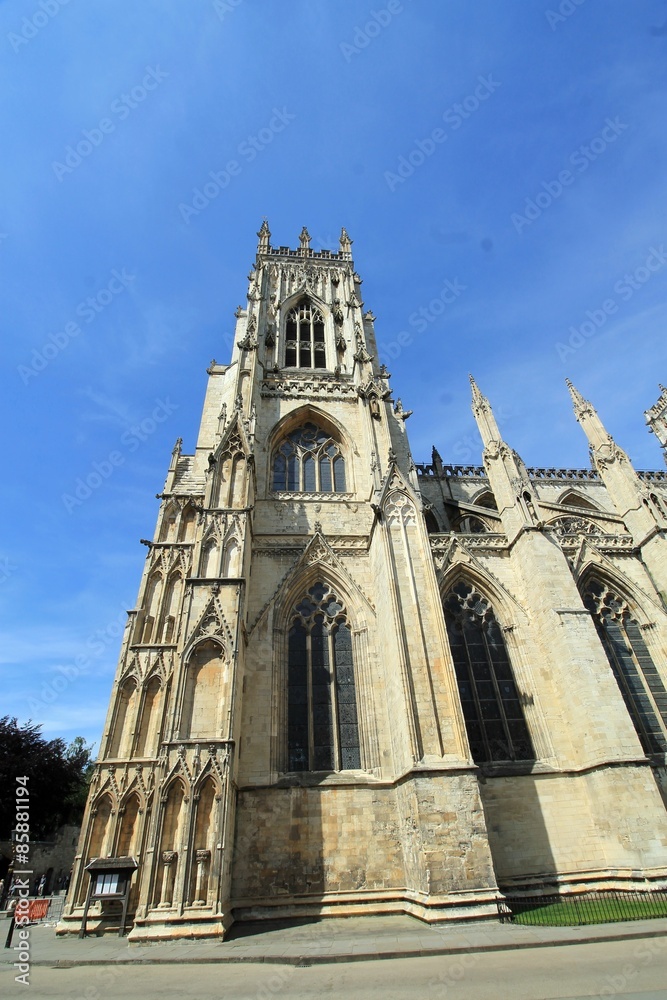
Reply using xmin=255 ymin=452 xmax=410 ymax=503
xmin=2 ymin=0 xmax=667 ymax=749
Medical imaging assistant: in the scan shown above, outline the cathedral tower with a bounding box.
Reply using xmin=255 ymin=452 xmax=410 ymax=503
xmin=60 ymin=227 xmax=667 ymax=940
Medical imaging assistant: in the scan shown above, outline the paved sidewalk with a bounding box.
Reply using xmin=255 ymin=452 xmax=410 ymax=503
xmin=3 ymin=914 xmax=667 ymax=967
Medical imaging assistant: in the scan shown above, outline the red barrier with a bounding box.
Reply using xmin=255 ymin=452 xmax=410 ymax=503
xmin=27 ymin=899 xmax=49 ymax=921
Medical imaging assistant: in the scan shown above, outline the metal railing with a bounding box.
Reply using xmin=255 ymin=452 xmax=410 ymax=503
xmin=497 ymin=889 xmax=667 ymax=926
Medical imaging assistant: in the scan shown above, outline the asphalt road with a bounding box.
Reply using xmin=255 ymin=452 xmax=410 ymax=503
xmin=2 ymin=936 xmax=667 ymax=999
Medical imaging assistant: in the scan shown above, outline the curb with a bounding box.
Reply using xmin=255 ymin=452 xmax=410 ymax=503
xmin=20 ymin=925 xmax=667 ymax=968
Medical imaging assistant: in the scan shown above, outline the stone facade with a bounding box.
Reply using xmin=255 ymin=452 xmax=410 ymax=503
xmin=58 ymin=225 xmax=667 ymax=940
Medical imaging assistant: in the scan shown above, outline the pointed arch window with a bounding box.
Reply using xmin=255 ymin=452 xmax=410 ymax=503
xmin=272 ymin=422 xmax=346 ymax=493
xmin=287 ymin=583 xmax=360 ymax=772
xmin=583 ymin=579 xmax=667 ymax=755
xmin=285 ymin=299 xmax=326 ymax=369
xmin=443 ymin=581 xmax=534 ymax=764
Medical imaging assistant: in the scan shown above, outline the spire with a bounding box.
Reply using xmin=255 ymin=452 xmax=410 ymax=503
xmin=565 ymin=379 xmax=612 ymax=451
xmin=469 ymin=374 xmax=502 ymax=447
xmin=467 ymin=375 xmax=541 ymax=538
xmin=257 ymin=219 xmax=271 ymax=253
xmin=565 ymin=378 xmax=591 ymax=419
xmin=469 ymin=373 xmax=486 ymax=409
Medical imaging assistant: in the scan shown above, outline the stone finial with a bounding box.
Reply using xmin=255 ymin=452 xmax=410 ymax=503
xmin=257 ymin=219 xmax=271 ymax=253
xmin=299 ymin=227 xmax=311 ymax=250
xmin=339 ymin=227 xmax=352 ymax=253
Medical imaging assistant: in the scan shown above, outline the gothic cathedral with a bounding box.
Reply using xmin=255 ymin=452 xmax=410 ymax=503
xmin=59 ymin=225 xmax=667 ymax=939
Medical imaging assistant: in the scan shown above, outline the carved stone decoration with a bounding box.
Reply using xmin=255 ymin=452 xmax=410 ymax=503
xmin=548 ymin=516 xmax=602 ymax=536
xmin=384 ymin=491 xmax=417 ymax=526
xmin=237 ymin=330 xmax=257 ymax=351
xmin=195 ymin=849 xmax=211 ymax=864
xmin=162 ymin=850 xmax=178 ymax=865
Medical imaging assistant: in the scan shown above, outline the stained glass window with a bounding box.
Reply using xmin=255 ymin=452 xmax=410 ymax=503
xmin=444 ymin=581 xmax=534 ymax=764
xmin=584 ymin=579 xmax=667 ymax=755
xmin=287 ymin=584 xmax=360 ymax=772
xmin=272 ymin=422 xmax=346 ymax=493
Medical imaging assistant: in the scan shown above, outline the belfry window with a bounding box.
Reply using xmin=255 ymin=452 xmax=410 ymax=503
xmin=285 ymin=299 xmax=326 ymax=369
xmin=583 ymin=579 xmax=667 ymax=755
xmin=443 ymin=581 xmax=534 ymax=764
xmin=287 ymin=583 xmax=360 ymax=772
xmin=272 ymin=422 xmax=346 ymax=493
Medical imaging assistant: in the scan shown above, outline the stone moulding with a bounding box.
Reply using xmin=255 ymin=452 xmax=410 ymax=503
xmin=417 ymin=464 xmax=667 ymax=483
xmin=230 ymin=888 xmax=501 ymax=926
xmin=430 ymin=533 xmax=509 ymax=552
xmin=261 ymin=378 xmax=358 ymax=401
xmin=558 ymin=533 xmax=635 ymax=553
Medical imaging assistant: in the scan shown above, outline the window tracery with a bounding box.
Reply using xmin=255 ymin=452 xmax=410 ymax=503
xmin=443 ymin=581 xmax=534 ymax=764
xmin=583 ymin=578 xmax=667 ymax=755
xmin=287 ymin=583 xmax=360 ymax=772
xmin=272 ymin=422 xmax=346 ymax=493
xmin=285 ymin=299 xmax=326 ymax=369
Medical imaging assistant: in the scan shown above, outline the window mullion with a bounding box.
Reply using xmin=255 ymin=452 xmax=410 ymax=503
xmin=306 ymin=628 xmax=314 ymax=771
xmin=483 ymin=626 xmax=514 ymax=759
xmin=460 ymin=617 xmax=491 ymax=762
xmin=328 ymin=627 xmax=341 ymax=771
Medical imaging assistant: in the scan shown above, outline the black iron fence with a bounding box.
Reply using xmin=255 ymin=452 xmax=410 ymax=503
xmin=497 ymin=889 xmax=667 ymax=926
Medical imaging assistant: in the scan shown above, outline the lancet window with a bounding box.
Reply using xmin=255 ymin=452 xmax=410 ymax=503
xmin=272 ymin=422 xmax=346 ymax=493
xmin=583 ymin=578 xmax=667 ymax=755
xmin=443 ymin=581 xmax=534 ymax=764
xmin=285 ymin=299 xmax=326 ymax=369
xmin=287 ymin=583 xmax=360 ymax=772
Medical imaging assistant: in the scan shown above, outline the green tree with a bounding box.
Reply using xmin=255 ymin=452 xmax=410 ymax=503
xmin=0 ymin=717 xmax=94 ymax=840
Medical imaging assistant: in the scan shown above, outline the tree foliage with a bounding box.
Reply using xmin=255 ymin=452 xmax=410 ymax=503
xmin=0 ymin=717 xmax=94 ymax=840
